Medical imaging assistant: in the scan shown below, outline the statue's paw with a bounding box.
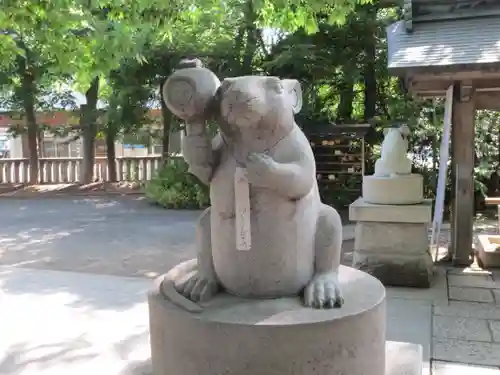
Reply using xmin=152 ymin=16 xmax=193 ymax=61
xmin=182 ymin=134 xmax=213 ymax=166
xmin=245 ymin=152 xmax=276 ymax=185
xmin=304 ymin=272 xmax=344 ymax=309
xmin=180 ymin=272 xmax=219 ymax=303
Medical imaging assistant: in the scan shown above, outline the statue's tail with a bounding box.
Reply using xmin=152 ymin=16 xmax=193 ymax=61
xmin=157 ymin=259 xmax=203 ymax=313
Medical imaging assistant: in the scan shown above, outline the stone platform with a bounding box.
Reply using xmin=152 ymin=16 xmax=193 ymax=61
xmin=149 ymin=263 xmax=387 ymax=375
xmin=349 ymin=198 xmax=434 ymax=288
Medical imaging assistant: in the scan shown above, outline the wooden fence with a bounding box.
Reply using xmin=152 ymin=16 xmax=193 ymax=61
xmin=0 ymin=156 xmax=165 ymax=184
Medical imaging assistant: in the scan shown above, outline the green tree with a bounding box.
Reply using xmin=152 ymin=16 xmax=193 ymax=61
xmin=0 ymin=0 xmax=187 ymax=183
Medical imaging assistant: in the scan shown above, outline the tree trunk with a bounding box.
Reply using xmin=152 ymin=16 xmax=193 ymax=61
xmin=80 ymin=77 xmax=100 ymax=184
xmin=106 ymin=127 xmax=117 ymax=182
xmin=363 ymin=5 xmax=377 ymax=122
xmin=160 ymin=80 xmax=171 ymax=162
xmin=336 ymin=70 xmax=355 ymax=122
xmin=241 ymin=0 xmax=258 ymax=75
xmin=37 ymin=128 xmax=43 ymax=158
xmin=21 ymin=72 xmax=39 ymax=184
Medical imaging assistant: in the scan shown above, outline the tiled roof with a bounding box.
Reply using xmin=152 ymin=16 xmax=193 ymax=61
xmin=387 ymin=16 xmax=500 ymax=73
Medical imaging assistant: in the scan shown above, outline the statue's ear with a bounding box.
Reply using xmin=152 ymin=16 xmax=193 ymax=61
xmin=399 ymin=125 xmax=410 ymax=136
xmin=162 ymin=67 xmax=220 ymax=121
xmin=383 ymin=127 xmax=391 ymax=136
xmin=281 ymin=79 xmax=302 ymax=114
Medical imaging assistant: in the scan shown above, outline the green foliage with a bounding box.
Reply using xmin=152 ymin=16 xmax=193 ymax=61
xmin=3 ymin=0 xmax=500 ymax=216
xmin=145 ymin=158 xmax=210 ymax=209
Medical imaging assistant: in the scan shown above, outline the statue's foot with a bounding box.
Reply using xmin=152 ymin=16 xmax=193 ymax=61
xmin=178 ymin=272 xmax=219 ymax=303
xmin=304 ymin=272 xmax=344 ymax=309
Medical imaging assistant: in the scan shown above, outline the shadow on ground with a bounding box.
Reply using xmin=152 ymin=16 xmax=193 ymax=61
xmin=0 ymin=197 xmax=199 ymax=278
xmin=0 ymin=266 xmax=153 ymax=375
xmin=0 ymin=197 xmax=356 ymax=278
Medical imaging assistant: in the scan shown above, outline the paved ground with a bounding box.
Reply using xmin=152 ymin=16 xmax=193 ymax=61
xmin=0 ymin=197 xmax=199 ymax=278
xmin=1 ymin=197 xmax=500 ymax=374
xmin=0 ymin=197 xmax=358 ymax=278
xmin=430 ymin=268 xmax=500 ymax=374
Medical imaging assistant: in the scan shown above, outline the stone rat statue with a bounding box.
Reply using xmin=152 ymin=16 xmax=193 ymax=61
xmin=374 ymin=125 xmax=412 ymax=177
xmin=161 ymin=69 xmax=344 ymax=311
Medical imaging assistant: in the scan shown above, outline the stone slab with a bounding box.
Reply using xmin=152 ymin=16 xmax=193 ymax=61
xmin=448 ymin=286 xmax=495 ymax=303
xmin=386 ymin=341 xmax=422 ymax=375
xmin=432 ymin=315 xmax=492 ymax=342
xmin=433 ymin=338 xmax=500 ymax=367
xmin=386 ymin=298 xmax=431 ymax=375
xmin=349 ymin=198 xmax=432 ymax=224
xmin=434 ymin=301 xmax=500 ymax=320
xmin=477 ymin=235 xmax=500 ymax=268
xmin=448 ymin=273 xmax=496 ymax=289
xmin=433 ymin=361 xmax=500 ymax=375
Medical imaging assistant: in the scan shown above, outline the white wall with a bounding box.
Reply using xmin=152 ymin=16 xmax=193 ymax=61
xmin=9 ymin=137 xmax=23 ymax=158
xmin=0 ymin=128 xmax=23 ymax=158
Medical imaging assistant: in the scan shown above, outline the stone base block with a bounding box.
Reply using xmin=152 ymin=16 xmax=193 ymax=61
xmin=349 ymin=198 xmax=432 ymax=223
xmin=363 ymin=174 xmax=424 ymax=205
xmin=477 ymin=234 xmax=500 ymax=268
xmin=353 ymin=251 xmax=434 ymax=288
xmin=352 ymin=221 xmax=434 ymax=288
xmin=149 ymin=263 xmax=386 ymax=375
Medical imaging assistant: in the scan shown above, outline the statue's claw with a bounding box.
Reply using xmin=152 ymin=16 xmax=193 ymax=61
xmin=304 ymin=272 xmax=343 ymax=309
xmin=180 ymin=272 xmax=219 ymax=303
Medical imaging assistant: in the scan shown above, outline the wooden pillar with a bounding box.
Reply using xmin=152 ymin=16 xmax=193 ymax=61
xmin=451 ymin=82 xmax=476 ymax=266
xmin=446 ymin=113 xmax=458 ymax=261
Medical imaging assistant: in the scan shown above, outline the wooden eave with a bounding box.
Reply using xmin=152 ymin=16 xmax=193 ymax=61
xmin=403 ymin=71 xmax=500 ymax=110
xmin=389 ymin=62 xmax=500 ymax=79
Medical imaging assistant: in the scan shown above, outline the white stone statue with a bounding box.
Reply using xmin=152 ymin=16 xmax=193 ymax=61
xmin=374 ymin=125 xmax=412 ymax=177
xmin=160 ymin=67 xmax=344 ymax=311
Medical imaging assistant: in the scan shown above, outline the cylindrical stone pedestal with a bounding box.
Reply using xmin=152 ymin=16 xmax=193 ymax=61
xmin=363 ymin=174 xmax=424 ymax=205
xmin=149 ymin=263 xmax=386 ymax=375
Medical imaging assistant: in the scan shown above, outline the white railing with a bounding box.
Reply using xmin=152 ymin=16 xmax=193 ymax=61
xmin=0 ymin=156 xmax=168 ymax=184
